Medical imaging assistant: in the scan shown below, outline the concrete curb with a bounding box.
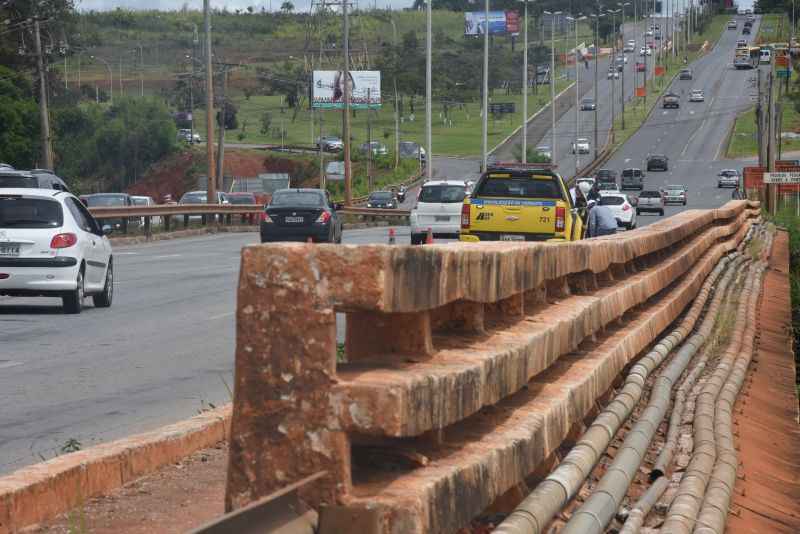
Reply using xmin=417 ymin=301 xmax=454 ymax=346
xmin=0 ymin=404 xmax=231 ymax=533
xmin=110 ymin=226 xmax=256 ymax=246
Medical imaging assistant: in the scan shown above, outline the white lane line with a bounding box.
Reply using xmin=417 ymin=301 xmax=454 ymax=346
xmin=116 ymin=252 xmax=138 ymax=255
xmin=152 ymin=254 xmax=182 ymax=259
xmin=209 ymin=311 xmax=235 ymax=321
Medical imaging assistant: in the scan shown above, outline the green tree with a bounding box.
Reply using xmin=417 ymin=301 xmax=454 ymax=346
xmin=0 ymin=66 xmax=40 ymax=168
xmin=280 ymin=1 xmax=295 ymax=13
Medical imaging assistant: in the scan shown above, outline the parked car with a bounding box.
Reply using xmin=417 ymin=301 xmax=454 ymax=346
xmin=689 ymin=89 xmax=705 ymax=102
xmin=1 ymin=169 xmax=69 ymax=191
xmin=621 ymin=168 xmax=645 ymax=190
xmin=581 ymin=98 xmax=596 ymax=111
xmin=597 ymin=192 xmax=637 ymax=230
xmin=409 ymin=180 xmax=469 ymax=244
xmin=399 ymin=141 xmax=427 ymax=164
xmin=662 ymin=184 xmax=688 ymax=205
xmin=359 ymin=141 xmax=388 ymax=156
xmin=679 ymin=68 xmax=693 ymax=80
xmin=717 ymin=169 xmax=741 ymax=188
xmin=0 ymin=188 xmax=114 ymax=313
xmin=636 ymin=190 xmax=665 ymax=216
xmin=662 ymin=93 xmax=680 ymax=109
xmin=366 ymin=190 xmax=398 ymax=209
xmin=646 ymin=154 xmax=669 ymax=172
xmin=316 ymin=135 xmax=344 ymax=152
xmin=572 ymin=138 xmax=591 ymax=154
xmin=260 ymin=188 xmax=342 ymax=243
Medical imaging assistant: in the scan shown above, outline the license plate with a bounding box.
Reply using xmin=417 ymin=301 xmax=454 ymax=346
xmin=284 ymin=216 xmax=304 ymax=224
xmin=500 ymin=234 xmax=524 ymax=241
xmin=0 ymin=244 xmax=20 ymax=256
xmin=434 ymin=216 xmax=449 ymax=222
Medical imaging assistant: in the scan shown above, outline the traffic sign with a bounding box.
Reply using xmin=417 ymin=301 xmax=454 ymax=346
xmin=763 ymin=172 xmax=800 ymax=184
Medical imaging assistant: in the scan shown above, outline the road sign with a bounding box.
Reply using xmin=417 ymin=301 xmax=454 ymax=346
xmin=763 ymin=172 xmax=800 ymax=184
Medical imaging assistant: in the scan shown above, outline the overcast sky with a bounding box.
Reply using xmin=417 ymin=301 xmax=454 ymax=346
xmin=76 ymin=0 xmax=415 ymax=12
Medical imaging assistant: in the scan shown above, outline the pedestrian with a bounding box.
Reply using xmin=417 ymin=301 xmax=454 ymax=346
xmin=587 ymin=200 xmax=618 ymax=237
xmin=588 ymin=181 xmax=601 ymax=202
xmin=585 ymin=58 xmax=589 ymax=69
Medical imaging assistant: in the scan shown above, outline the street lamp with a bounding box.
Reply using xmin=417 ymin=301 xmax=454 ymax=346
xmin=619 ymin=3 xmax=630 ymax=131
xmin=426 ymin=0 xmax=432 ymax=180
xmin=90 ymin=55 xmax=112 ymax=104
xmin=567 ymin=14 xmax=586 ymax=171
xmin=519 ymin=0 xmax=531 ymax=163
xmin=589 ymin=12 xmax=605 ymax=160
xmin=543 ymin=10 xmax=562 ymax=165
xmin=482 ymin=0 xmax=490 ymax=172
xmin=608 ymin=8 xmax=621 ymax=136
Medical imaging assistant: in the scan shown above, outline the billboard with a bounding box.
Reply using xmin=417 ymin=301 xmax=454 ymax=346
xmin=464 ymin=11 xmax=519 ymax=36
xmin=312 ymin=71 xmax=381 ymax=109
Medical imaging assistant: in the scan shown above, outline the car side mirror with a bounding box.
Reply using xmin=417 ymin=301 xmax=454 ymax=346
xmin=102 ymin=224 xmax=113 ymax=236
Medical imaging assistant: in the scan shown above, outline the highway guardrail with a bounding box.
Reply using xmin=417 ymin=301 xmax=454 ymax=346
xmin=224 ymin=200 xmax=760 ymax=533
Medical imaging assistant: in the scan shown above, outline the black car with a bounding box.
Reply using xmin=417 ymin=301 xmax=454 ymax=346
xmin=679 ymin=68 xmax=693 ymax=80
xmin=595 ymin=168 xmax=618 ymax=187
xmin=366 ymin=190 xmax=397 ymax=209
xmin=742 ymin=26 xmax=751 ymax=35
xmin=260 ymin=188 xmax=342 ymax=243
xmin=0 ymin=168 xmax=69 ymax=191
xmin=581 ymin=98 xmax=597 ymax=111
xmin=662 ymin=92 xmax=680 ymax=109
xmin=646 ymin=154 xmax=669 ymax=172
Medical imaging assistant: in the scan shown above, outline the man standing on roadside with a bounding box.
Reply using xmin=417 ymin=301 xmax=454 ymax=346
xmin=587 ymin=200 xmax=618 ymax=237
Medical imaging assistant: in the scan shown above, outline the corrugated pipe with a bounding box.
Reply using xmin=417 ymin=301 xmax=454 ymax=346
xmin=694 ymin=263 xmax=765 ymax=534
xmin=493 ymin=253 xmax=736 ymax=534
xmin=617 ymin=475 xmax=669 ymax=534
xmin=558 ymin=255 xmax=746 ymax=534
xmin=617 ymin=262 xmax=748 ymax=534
xmin=660 ymin=263 xmax=761 ymax=533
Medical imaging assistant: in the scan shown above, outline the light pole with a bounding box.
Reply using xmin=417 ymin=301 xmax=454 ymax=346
xmin=544 ymin=10 xmax=561 ymax=164
xmin=482 ymin=0 xmax=490 ymax=172
xmin=619 ymin=3 xmax=630 ymax=131
xmin=608 ymin=9 xmax=620 ymax=137
xmin=520 ymin=0 xmax=530 ymax=163
xmin=590 ymin=12 xmax=604 ymax=160
xmin=134 ymin=44 xmax=144 ymax=97
xmin=568 ymin=15 xmax=586 ymax=171
xmin=91 ymin=55 xmax=112 ymax=104
xmin=426 ymin=0 xmax=432 ymax=180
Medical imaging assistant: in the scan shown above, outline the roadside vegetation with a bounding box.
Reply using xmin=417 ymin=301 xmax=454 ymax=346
xmin=770 ymin=207 xmax=800 ymax=400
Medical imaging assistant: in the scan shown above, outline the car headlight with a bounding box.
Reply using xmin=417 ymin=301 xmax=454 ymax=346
xmin=367 ymin=203 xmax=373 ymax=207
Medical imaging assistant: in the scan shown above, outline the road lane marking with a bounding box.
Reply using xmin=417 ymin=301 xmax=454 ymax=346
xmin=152 ymin=254 xmax=182 ymax=259
xmin=209 ymin=311 xmax=235 ymax=321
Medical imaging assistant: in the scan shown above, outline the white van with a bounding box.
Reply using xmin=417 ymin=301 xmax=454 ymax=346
xmin=760 ymin=49 xmax=772 ymax=64
xmin=409 ymin=180 xmax=469 ymax=244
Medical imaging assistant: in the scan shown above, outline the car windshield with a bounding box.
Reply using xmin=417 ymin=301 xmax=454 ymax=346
xmin=622 ymin=169 xmax=641 ymax=177
xmin=419 ymin=185 xmax=466 ymax=203
xmin=369 ymin=192 xmax=393 ymax=201
xmin=665 ymin=187 xmax=685 ymax=193
xmin=399 ymin=143 xmax=420 ymax=156
xmin=477 ymin=175 xmax=562 ymax=199
xmin=84 ymin=194 xmax=128 ymax=207
xmin=270 ymin=191 xmax=325 ymax=207
xmin=225 ymin=194 xmax=256 ymax=205
xmin=131 ymin=197 xmax=150 ymax=206
xmin=599 ymin=196 xmax=625 ymax=206
xmin=582 ymin=99 xmax=593 ymax=104
xmin=0 ymin=196 xmax=64 ymax=228
xmin=640 ymin=191 xmax=661 ymax=198
xmin=181 ymin=192 xmax=207 ymax=204
xmin=0 ymin=174 xmax=38 ymax=188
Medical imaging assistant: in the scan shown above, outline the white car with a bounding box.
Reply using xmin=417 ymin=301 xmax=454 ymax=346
xmin=597 ymin=192 xmax=637 ymax=230
xmin=0 ymin=188 xmax=114 ymax=313
xmin=535 ymin=145 xmax=552 ymax=161
xmin=409 ymin=180 xmax=469 ymax=244
xmin=607 ymin=69 xmax=620 ymax=79
xmin=639 ymin=46 xmax=652 ymax=56
xmin=689 ymin=89 xmax=705 ymax=102
xmin=572 ymin=137 xmax=591 ymax=154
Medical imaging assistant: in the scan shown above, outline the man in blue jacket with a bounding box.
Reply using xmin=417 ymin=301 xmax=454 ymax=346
xmin=587 ymin=200 xmax=618 ymax=237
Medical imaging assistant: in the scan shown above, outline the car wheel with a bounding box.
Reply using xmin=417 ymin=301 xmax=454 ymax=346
xmin=63 ymin=269 xmax=85 ymax=314
xmin=93 ymin=261 xmax=114 ymax=308
xmin=659 ymin=209 xmax=665 ymax=216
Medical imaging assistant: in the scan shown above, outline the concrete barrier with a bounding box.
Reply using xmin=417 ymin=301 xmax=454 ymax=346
xmin=0 ymin=405 xmax=230 ymax=533
xmin=225 ymin=201 xmax=761 ymax=533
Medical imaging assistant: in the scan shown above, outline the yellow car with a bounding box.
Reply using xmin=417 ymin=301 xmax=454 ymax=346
xmin=459 ymin=166 xmax=585 ymax=242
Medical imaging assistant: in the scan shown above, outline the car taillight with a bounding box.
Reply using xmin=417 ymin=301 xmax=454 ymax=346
xmin=622 ymin=204 xmax=631 ymax=211
xmin=555 ymin=206 xmax=566 ymax=231
xmin=260 ymin=212 xmax=273 ymax=223
xmin=316 ymin=211 xmax=331 ymax=224
xmin=50 ymin=233 xmax=77 ymax=249
xmin=461 ymin=203 xmax=471 ymax=229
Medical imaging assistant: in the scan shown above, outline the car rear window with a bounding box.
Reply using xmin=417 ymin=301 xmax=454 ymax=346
xmin=271 ymin=191 xmax=325 ymax=207
xmin=476 ymin=175 xmax=562 ymax=199
xmin=599 ymin=196 xmax=625 ymax=206
xmin=640 ymin=191 xmax=661 ymax=198
xmin=84 ymin=194 xmax=128 ymax=207
xmin=622 ymin=169 xmax=642 ymax=177
xmin=419 ymin=185 xmax=466 ymax=203
xmin=0 ymin=174 xmax=38 ymax=188
xmin=181 ymin=193 xmax=207 ymax=204
xmin=0 ymin=196 xmax=64 ymax=228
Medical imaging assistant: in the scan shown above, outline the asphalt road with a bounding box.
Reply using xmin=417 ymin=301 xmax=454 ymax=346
xmin=603 ymin=14 xmax=761 ymax=227
xmin=0 ymin=226 xmax=414 ymax=475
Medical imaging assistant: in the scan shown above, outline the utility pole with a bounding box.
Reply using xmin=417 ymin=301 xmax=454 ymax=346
xmin=482 ymin=0 xmax=489 ymax=172
xmin=426 ymin=0 xmax=433 ymax=179
xmin=34 ymin=19 xmax=53 ymax=170
xmin=549 ymin=12 xmax=559 ymax=164
xmin=204 ymin=0 xmax=217 ymax=204
xmin=391 ymin=18 xmax=400 ymax=169
xmin=593 ymin=12 xmax=601 ymax=160
xmin=571 ymin=15 xmax=582 ymax=170
xmin=609 ymin=9 xmax=619 ymax=139
xmin=367 ymin=87 xmax=373 ymax=191
xmin=522 ymin=0 xmax=529 ymax=163
xmin=216 ymin=66 xmax=228 ymax=188
xmin=342 ymin=0 xmax=352 ymax=204
xmin=620 ymin=3 xmax=628 ymax=131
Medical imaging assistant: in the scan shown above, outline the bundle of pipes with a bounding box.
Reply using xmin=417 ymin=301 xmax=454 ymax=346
xmin=558 ymin=253 xmax=747 ymax=534
xmin=493 ymin=250 xmax=741 ymax=534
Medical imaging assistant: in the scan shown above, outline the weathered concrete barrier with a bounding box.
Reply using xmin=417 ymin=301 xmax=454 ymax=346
xmin=225 ymin=201 xmax=760 ymax=533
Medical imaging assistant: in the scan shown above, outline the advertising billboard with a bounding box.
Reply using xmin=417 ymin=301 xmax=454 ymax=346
xmin=312 ymin=70 xmax=381 ymax=109
xmin=464 ymin=11 xmax=519 ymax=36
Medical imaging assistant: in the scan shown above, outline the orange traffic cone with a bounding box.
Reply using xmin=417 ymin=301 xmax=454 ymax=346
xmin=388 ymin=228 xmax=396 ymax=245
xmin=425 ymin=228 xmax=433 ymax=245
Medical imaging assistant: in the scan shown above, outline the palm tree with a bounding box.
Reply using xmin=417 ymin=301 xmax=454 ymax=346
xmin=280 ymin=1 xmax=294 ymax=14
